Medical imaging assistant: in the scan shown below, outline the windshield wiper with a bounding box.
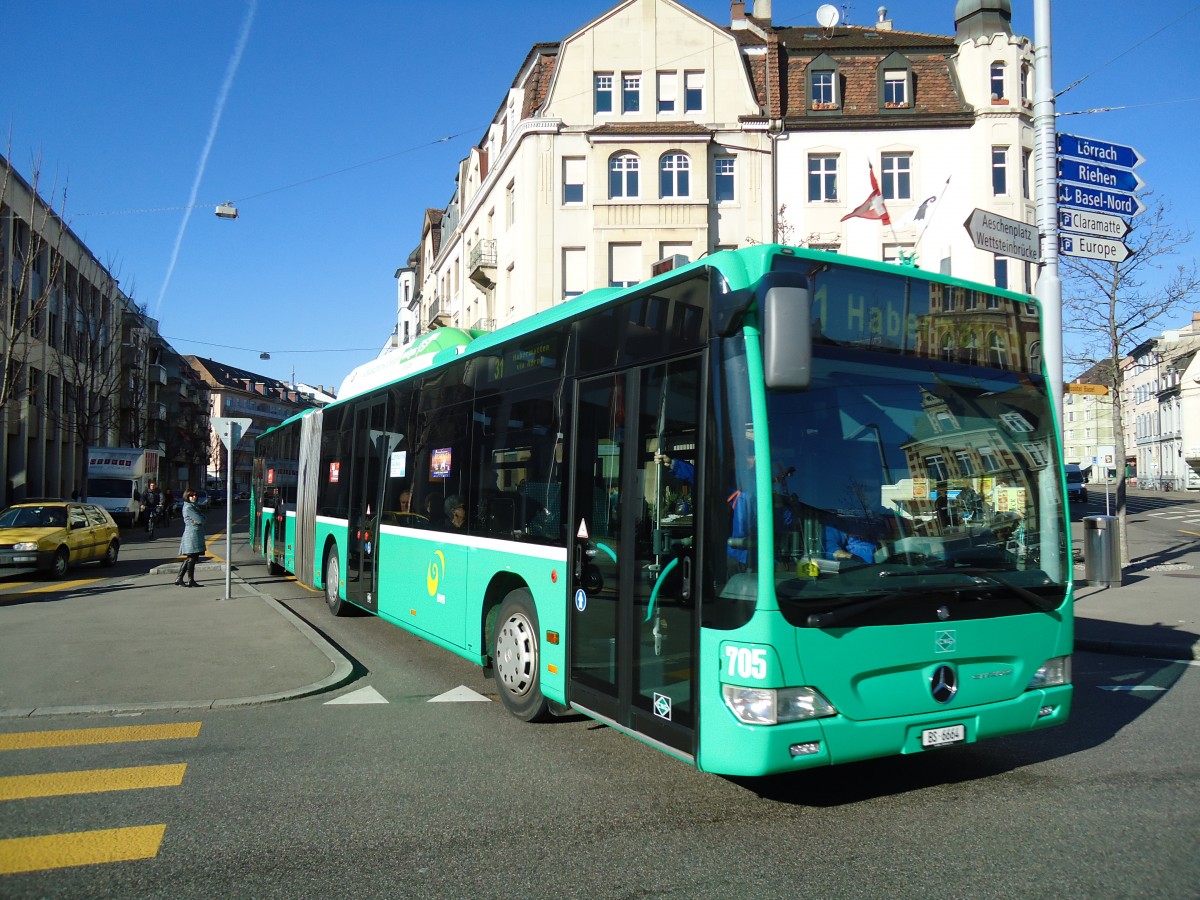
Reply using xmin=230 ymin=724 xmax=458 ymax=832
xmin=932 ymin=567 xmax=1060 ymax=613
xmin=803 ymin=588 xmax=923 ymax=628
xmin=802 ymin=568 xmax=1059 ymax=628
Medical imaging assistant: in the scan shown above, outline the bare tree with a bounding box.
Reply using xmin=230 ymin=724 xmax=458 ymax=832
xmin=1061 ymin=195 xmax=1200 ymax=567
xmin=46 ymin=270 xmax=127 ymax=494
xmin=1 ymin=152 xmax=68 ymax=412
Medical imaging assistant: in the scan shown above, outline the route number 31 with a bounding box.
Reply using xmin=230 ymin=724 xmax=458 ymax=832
xmin=725 ymin=646 xmax=768 ymax=680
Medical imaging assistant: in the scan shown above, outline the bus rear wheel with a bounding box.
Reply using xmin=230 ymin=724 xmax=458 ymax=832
xmin=324 ymin=545 xmax=351 ymax=616
xmin=492 ymin=589 xmax=550 ymax=722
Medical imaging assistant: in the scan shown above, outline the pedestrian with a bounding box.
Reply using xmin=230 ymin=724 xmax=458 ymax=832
xmin=174 ymin=488 xmax=207 ymax=587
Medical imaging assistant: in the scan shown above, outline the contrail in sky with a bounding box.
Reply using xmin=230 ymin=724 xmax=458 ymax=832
xmin=154 ymin=0 xmax=257 ymax=318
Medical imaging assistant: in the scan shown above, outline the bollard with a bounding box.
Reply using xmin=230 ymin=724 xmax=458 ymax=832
xmin=1083 ymin=515 xmax=1122 ymax=587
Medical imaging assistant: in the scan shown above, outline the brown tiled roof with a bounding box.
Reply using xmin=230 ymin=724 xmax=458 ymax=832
xmin=587 ymin=121 xmax=713 ymax=136
xmin=731 ymin=24 xmax=957 ymax=52
xmin=522 ymin=50 xmax=559 ymax=117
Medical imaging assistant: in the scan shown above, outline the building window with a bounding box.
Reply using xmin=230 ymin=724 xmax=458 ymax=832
xmin=926 ymin=454 xmax=950 ymax=481
xmin=883 ymin=69 xmax=908 ymax=106
xmin=685 ymin=71 xmax=704 ymax=112
xmin=808 ymin=154 xmax=838 ymax=201
xmin=880 ymin=152 xmax=911 ymax=200
xmin=595 ymin=73 xmax=613 ymax=113
xmin=714 ymin=156 xmax=735 ymax=202
xmin=563 ymin=247 xmax=586 ymax=300
xmin=609 ymin=243 xmax=641 ymax=288
xmin=956 ymin=450 xmax=977 ymax=476
xmin=990 ymin=62 xmax=1006 ymax=100
xmin=1001 ymin=412 xmax=1034 ymax=433
xmin=657 ymin=71 xmax=677 ymax=112
xmin=1021 ymin=149 xmax=1031 ymax=200
xmin=811 ymin=70 xmax=836 ymax=107
xmin=992 ymin=147 xmax=1008 ymax=195
xmin=609 ymin=153 xmax=639 ymax=198
xmin=1020 ymin=62 xmax=1031 ymax=105
xmin=994 ymin=255 xmax=1008 ymax=289
xmin=622 ymin=73 xmax=641 ymax=113
xmin=988 ymin=336 xmax=1008 ymax=369
xmin=940 ymin=333 xmax=954 ymax=362
xmin=506 ymin=181 xmax=516 ymax=226
xmin=659 ymin=152 xmax=690 ymax=198
xmin=659 ymin=241 xmax=691 ymax=267
xmin=562 ymin=157 xmax=585 ymax=204
xmin=980 ymin=446 xmax=1001 ymax=472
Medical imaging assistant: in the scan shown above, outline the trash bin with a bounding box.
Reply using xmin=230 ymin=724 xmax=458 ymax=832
xmin=1083 ymin=515 xmax=1121 ymax=587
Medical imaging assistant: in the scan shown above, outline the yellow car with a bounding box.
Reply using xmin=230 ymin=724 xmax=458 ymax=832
xmin=0 ymin=500 xmax=121 ymax=579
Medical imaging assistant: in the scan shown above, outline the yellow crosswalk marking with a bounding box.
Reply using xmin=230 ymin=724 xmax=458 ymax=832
xmin=0 ymin=764 xmax=186 ymax=801
xmin=0 ymin=824 xmax=167 ymax=875
xmin=0 ymin=722 xmax=202 ymax=751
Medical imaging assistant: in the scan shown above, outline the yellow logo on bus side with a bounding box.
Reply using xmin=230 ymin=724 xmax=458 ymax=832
xmin=426 ymin=550 xmax=446 ymax=597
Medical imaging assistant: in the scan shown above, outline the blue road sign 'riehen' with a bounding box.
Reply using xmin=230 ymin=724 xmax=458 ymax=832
xmin=1057 ymin=133 xmax=1144 ymax=170
xmin=1058 ymin=183 xmax=1146 ymax=218
xmin=1058 ymin=158 xmax=1143 ymax=195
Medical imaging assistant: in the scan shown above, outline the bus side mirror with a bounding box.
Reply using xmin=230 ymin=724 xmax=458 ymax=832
xmin=762 ymin=285 xmax=812 ymax=391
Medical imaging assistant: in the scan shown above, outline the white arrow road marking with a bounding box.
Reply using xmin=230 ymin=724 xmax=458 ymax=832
xmin=429 ymin=686 xmax=491 ymax=703
xmin=1099 ymin=685 xmax=1167 ymax=692
xmin=324 ymin=686 xmax=389 ymax=705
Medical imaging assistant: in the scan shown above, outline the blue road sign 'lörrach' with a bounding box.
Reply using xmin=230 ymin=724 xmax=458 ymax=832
xmin=1056 ymin=133 xmax=1144 ymax=171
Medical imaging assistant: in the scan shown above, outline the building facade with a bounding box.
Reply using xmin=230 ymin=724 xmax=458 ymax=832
xmin=185 ymin=357 xmax=324 ymax=495
xmin=378 ymin=0 xmax=1040 ymax=378
xmin=1125 ymin=314 xmax=1200 ymax=490
xmin=3 ymin=154 xmax=127 ymax=503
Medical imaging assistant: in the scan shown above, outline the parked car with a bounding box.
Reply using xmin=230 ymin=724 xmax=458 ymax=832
xmin=1065 ymin=464 xmax=1088 ymax=503
xmin=0 ymin=501 xmax=121 ymax=579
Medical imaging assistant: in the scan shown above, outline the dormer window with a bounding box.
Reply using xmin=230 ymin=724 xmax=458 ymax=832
xmin=878 ymin=53 xmax=913 ymax=110
xmin=807 ymin=54 xmax=841 ymax=111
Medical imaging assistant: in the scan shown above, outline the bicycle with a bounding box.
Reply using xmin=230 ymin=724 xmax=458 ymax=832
xmin=144 ymin=504 xmax=163 ymax=539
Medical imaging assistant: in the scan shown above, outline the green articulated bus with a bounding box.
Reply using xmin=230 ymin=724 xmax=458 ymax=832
xmin=252 ymin=244 xmax=1073 ymax=777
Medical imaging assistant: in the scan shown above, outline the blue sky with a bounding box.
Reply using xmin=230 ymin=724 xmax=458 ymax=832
xmin=6 ymin=1 xmax=1197 ymax=391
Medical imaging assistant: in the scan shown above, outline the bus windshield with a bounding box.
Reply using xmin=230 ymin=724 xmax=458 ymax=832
xmin=767 ymin=347 xmax=1068 ymax=627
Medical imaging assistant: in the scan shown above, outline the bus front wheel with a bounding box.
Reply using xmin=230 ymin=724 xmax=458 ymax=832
xmin=492 ymin=589 xmax=550 ymax=722
xmin=324 ymin=546 xmax=350 ymax=616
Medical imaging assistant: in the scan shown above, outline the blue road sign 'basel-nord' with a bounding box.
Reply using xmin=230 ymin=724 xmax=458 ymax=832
xmin=1057 ymin=133 xmax=1145 ymax=171
xmin=1058 ymin=158 xmax=1143 ymax=195
xmin=1058 ymin=182 xmax=1146 ymax=218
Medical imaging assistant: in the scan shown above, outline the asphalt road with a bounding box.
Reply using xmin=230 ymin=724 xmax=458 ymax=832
xmin=2 ymin=504 xmax=1198 ymax=897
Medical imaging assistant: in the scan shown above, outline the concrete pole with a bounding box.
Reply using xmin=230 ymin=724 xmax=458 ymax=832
xmin=1033 ymin=0 xmax=1062 ymax=433
xmin=1033 ymin=0 xmax=1066 ymax=582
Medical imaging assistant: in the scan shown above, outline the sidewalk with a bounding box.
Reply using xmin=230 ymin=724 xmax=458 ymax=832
xmin=0 ymin=560 xmax=352 ymax=718
xmin=1071 ymin=486 xmax=1200 ymax=660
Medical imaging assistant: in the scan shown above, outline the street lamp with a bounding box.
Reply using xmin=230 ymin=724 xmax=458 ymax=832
xmin=214 ymin=202 xmax=239 ymax=220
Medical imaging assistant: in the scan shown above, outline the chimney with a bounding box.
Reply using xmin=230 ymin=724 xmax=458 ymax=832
xmin=731 ymin=0 xmax=745 ymax=24
xmin=752 ymin=0 xmax=771 ymax=23
xmin=876 ymin=6 xmax=893 ymax=30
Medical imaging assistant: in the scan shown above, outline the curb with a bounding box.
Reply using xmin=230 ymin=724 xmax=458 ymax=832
xmin=0 ymin=567 xmax=355 ymax=719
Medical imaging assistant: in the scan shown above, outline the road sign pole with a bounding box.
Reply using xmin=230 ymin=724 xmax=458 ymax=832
xmin=211 ymin=417 xmax=252 ymax=600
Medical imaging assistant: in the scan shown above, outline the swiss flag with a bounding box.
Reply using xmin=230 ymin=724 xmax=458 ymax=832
xmin=841 ymin=163 xmax=891 ymax=225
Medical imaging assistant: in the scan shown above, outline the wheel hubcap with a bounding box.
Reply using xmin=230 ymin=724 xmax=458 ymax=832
xmin=495 ymin=612 xmax=536 ymax=696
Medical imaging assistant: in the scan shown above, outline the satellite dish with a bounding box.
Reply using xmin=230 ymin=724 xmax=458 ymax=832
xmin=816 ymin=4 xmax=840 ymax=27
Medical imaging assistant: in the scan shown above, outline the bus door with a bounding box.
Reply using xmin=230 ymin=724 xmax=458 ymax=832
xmin=568 ymin=357 xmax=701 ymax=757
xmin=346 ymin=399 xmax=388 ymax=613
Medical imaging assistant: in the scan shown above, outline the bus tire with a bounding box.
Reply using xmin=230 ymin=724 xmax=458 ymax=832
xmin=492 ymin=589 xmax=550 ymax=722
xmin=324 ymin=545 xmax=351 ymax=616
xmin=266 ymin=528 xmax=285 ymax=576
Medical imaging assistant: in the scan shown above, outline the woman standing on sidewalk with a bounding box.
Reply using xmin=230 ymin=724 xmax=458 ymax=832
xmin=175 ymin=488 xmax=207 ymax=587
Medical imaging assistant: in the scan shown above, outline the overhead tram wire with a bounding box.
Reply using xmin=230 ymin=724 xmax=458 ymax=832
xmin=68 ymin=128 xmax=482 ymax=218
xmin=166 ymin=336 xmax=381 ymax=355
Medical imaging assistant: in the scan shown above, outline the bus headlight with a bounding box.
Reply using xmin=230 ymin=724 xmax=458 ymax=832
xmin=13 ymin=542 xmax=38 ymax=551
xmin=1027 ymin=655 xmax=1071 ymax=689
xmin=722 ymin=684 xmax=836 ymax=725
